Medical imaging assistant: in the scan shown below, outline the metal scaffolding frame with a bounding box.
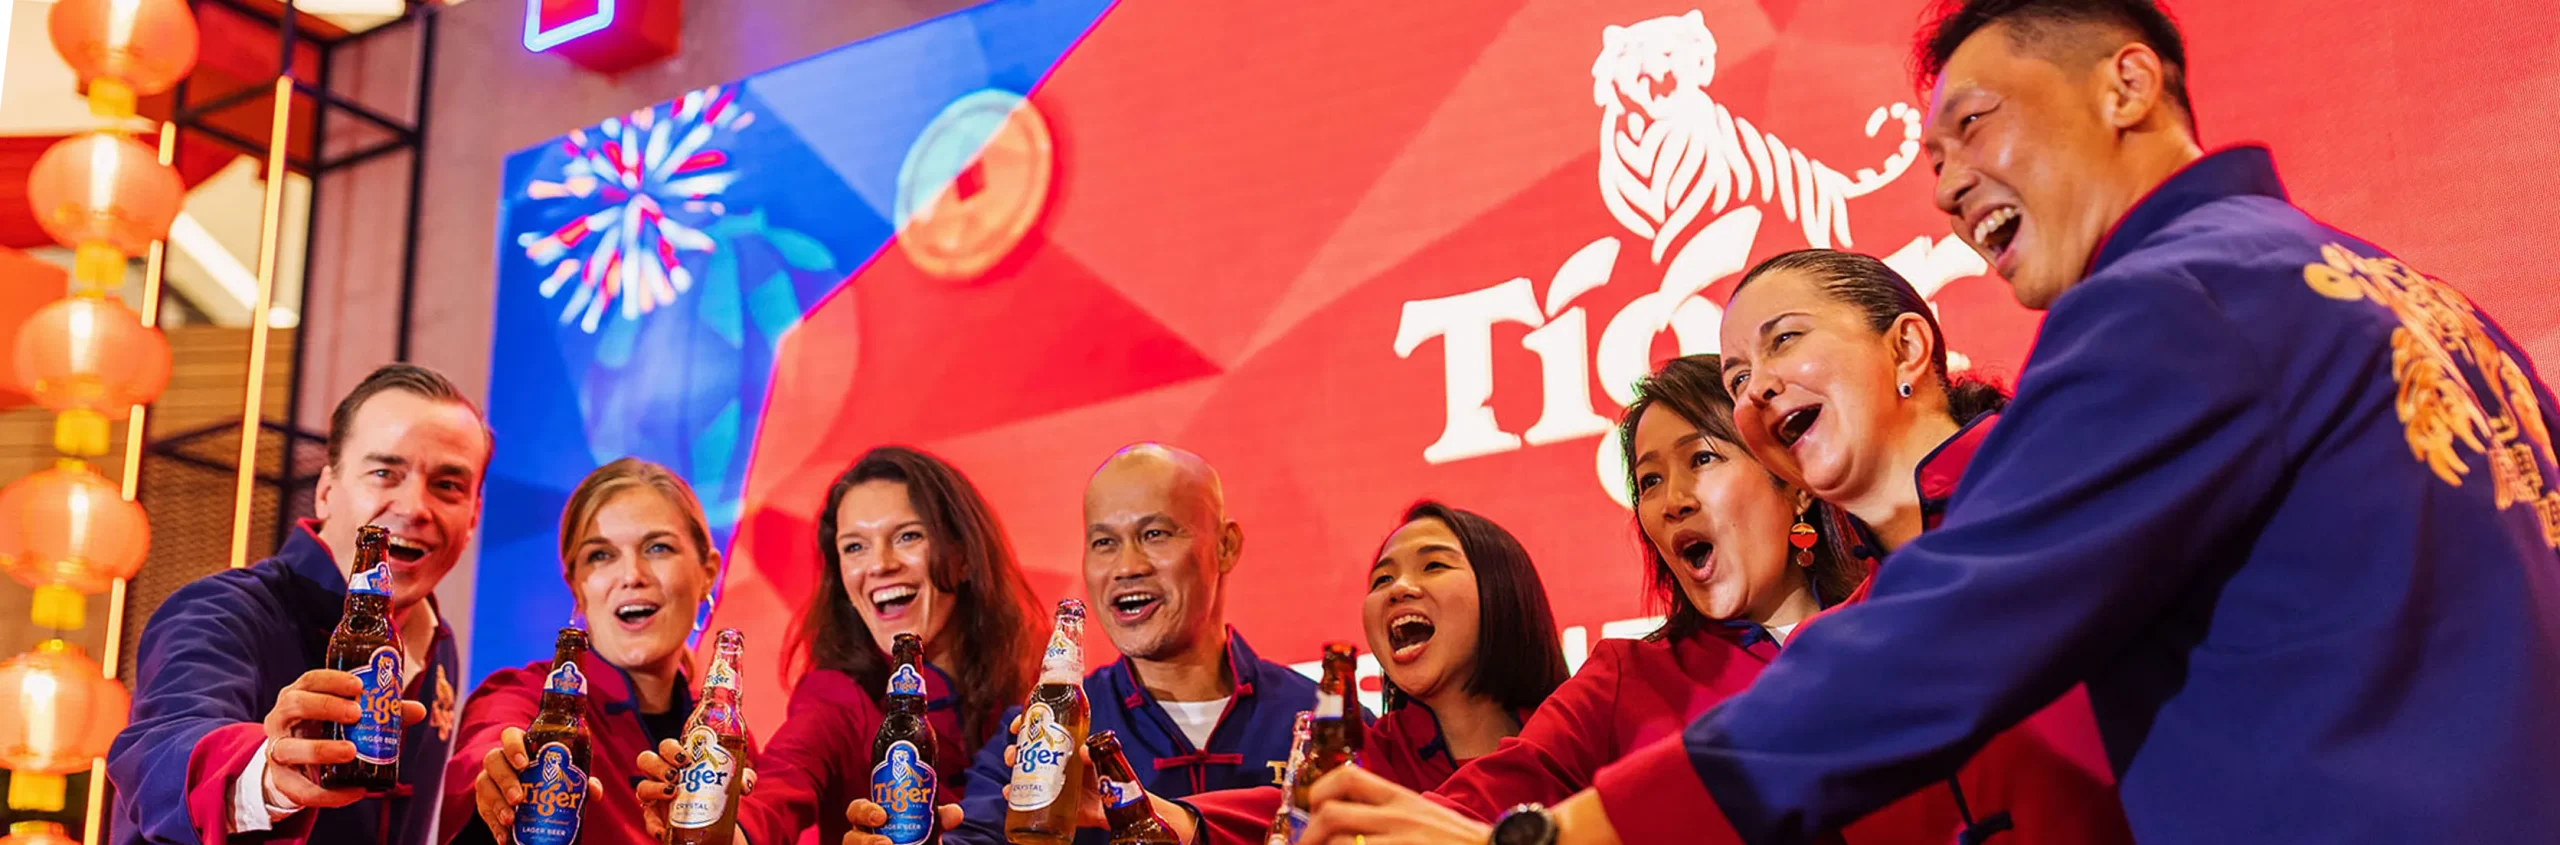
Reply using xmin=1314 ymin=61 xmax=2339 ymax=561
xmin=154 ymin=0 xmax=439 ymax=590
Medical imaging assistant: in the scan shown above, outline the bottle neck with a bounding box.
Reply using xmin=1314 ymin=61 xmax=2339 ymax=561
xmin=536 ymin=691 xmax=585 ymax=719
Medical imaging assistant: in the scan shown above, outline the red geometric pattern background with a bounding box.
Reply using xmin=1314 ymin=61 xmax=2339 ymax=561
xmin=704 ymin=0 xmax=2560 ymax=728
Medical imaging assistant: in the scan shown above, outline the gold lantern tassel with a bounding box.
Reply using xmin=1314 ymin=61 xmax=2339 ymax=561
xmin=86 ymin=78 xmax=136 ymax=121
xmin=6 ymin=772 xmax=66 ymax=813
xmin=29 ymin=584 xmax=86 ymax=632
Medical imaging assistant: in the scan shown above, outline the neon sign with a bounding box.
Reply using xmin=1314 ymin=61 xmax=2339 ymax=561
xmin=523 ymin=0 xmax=679 ymax=74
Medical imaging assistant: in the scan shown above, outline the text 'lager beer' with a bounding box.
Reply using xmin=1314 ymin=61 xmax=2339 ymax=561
xmin=514 ymin=627 xmax=592 ymax=845
xmin=667 ymin=629 xmax=749 ymax=845
xmin=1283 ymin=644 xmax=1362 ymax=842
xmin=309 ymin=525 xmax=401 ymax=792
xmin=1004 ymin=599 xmax=1089 ymax=845
xmin=1262 ymin=712 xmax=1312 ymax=845
xmin=870 ymin=632 xmax=940 ymax=845
xmin=1087 ymin=731 xmax=1178 ymax=845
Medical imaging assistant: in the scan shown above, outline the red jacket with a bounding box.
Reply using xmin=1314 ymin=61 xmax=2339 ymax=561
xmin=1182 ymin=699 xmax=1476 ymax=841
xmin=1200 ymin=415 xmax=2129 ymax=844
xmin=439 ymin=649 xmax=739 ymax=844
xmin=736 ymin=664 xmax=977 ymax=845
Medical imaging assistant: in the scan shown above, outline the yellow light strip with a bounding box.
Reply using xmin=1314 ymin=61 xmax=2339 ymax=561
xmin=229 ymin=77 xmax=294 ymax=570
xmin=87 ymin=113 xmax=180 ymax=845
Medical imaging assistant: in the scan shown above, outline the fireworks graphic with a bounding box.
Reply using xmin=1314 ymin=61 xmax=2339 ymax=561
xmin=519 ymin=85 xmax=756 ymax=333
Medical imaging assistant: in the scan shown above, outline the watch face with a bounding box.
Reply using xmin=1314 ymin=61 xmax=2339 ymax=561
xmin=1493 ymin=807 xmax=1552 ymax=845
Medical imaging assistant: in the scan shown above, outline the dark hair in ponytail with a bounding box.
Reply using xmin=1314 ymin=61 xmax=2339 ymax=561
xmin=1731 ymin=249 xmax=2009 ymax=424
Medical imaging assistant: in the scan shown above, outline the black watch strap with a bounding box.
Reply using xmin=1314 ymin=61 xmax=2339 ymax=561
xmin=1491 ymin=803 xmax=1557 ymax=845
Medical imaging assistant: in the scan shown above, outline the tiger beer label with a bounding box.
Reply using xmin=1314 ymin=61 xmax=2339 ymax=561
xmin=347 ymin=562 xmax=390 ymax=596
xmin=868 ymin=740 xmax=938 ymax=845
xmin=1037 ymin=627 xmax=1081 ymax=683
xmin=703 ymin=657 xmax=739 ymax=693
xmin=668 ymin=726 xmax=738 ymax=829
xmin=1101 ymin=777 xmax=1145 ymax=810
xmin=1314 ymin=691 xmax=1343 ymax=719
xmin=543 ymin=661 xmax=587 ymax=696
xmin=1006 ymin=702 xmax=1072 ymax=811
xmin=511 ymin=742 xmax=588 ymax=845
xmin=888 ymin=664 xmax=925 ymax=697
xmin=348 ymin=646 xmax=403 ymax=765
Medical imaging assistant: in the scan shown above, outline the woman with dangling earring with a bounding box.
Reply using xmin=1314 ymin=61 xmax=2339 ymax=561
xmin=440 ymin=457 xmax=742 ymax=843
xmin=1284 ymin=354 xmax=2132 ymax=845
xmin=637 ymin=445 xmax=1045 ymax=845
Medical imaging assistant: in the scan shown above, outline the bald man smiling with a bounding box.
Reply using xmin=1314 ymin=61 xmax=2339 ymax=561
xmin=917 ymin=444 xmax=1328 ymax=845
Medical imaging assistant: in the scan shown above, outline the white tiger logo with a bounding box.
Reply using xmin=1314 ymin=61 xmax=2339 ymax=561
xmin=1594 ymin=10 xmax=1923 ymax=262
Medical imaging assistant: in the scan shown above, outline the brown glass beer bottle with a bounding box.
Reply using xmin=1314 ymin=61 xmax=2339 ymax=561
xmin=1087 ymin=730 xmax=1178 ymax=844
xmin=1004 ymin=599 xmax=1090 ymax=845
xmin=666 ymin=629 xmax=749 ymax=845
xmin=311 ymin=525 xmax=401 ymax=792
xmin=513 ymin=627 xmax=592 ymax=845
xmin=870 ymin=632 xmax=940 ymax=845
xmin=1282 ymin=643 xmax=1362 ymax=842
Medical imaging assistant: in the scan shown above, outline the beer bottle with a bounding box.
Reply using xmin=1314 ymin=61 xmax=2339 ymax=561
xmin=1004 ymin=599 xmax=1090 ymax=845
xmin=311 ymin=525 xmax=402 ymax=792
xmin=666 ymin=629 xmax=750 ymax=845
xmin=1261 ymin=712 xmax=1312 ymax=845
xmin=870 ymin=632 xmax=940 ymax=845
xmin=1087 ymin=731 xmax=1178 ymax=845
xmin=513 ymin=627 xmax=592 ymax=845
xmin=1283 ymin=644 xmax=1362 ymax=843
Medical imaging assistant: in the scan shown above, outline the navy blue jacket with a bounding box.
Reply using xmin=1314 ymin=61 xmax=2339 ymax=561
xmin=109 ymin=523 xmax=461 ymax=845
xmin=946 ymin=629 xmax=1318 ymax=845
xmin=1593 ymin=146 xmax=2560 ymax=843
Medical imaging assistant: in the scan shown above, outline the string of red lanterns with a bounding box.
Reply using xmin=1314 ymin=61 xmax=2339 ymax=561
xmin=0 ymin=0 xmax=199 ymax=819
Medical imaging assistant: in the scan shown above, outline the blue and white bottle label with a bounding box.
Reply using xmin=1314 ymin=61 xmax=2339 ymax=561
xmin=511 ymin=742 xmax=588 ymax=845
xmin=543 ymin=661 xmax=587 ymax=696
xmin=348 ymin=646 xmax=403 ymax=765
xmin=887 ymin=664 xmax=924 ymax=697
xmin=1101 ymin=777 xmax=1145 ymax=810
xmin=348 ymin=562 xmax=390 ymax=596
xmin=868 ymin=740 xmax=938 ymax=845
xmin=1285 ymin=806 xmax=1310 ymax=843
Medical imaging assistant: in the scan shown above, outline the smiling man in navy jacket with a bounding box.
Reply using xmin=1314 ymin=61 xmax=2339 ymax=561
xmin=904 ymin=443 xmax=1323 ymax=845
xmin=110 ymin=364 xmax=491 ymax=845
xmin=1305 ymin=1 xmax=2560 ymax=843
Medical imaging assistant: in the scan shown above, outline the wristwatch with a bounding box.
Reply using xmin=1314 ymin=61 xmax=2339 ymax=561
xmin=1491 ymin=803 xmax=1557 ymax=845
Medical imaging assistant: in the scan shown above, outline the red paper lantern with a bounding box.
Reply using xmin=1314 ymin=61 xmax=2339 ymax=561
xmin=46 ymin=0 xmax=201 ymax=99
xmin=26 ymin=132 xmax=185 ymax=257
xmin=0 ymin=463 xmax=150 ymax=630
xmin=0 ymin=641 xmax=127 ymax=812
xmin=12 ymin=296 xmax=172 ymax=419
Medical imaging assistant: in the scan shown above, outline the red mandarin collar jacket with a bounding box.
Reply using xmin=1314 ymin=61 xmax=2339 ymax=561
xmin=1195 ymin=414 xmax=2129 ymax=844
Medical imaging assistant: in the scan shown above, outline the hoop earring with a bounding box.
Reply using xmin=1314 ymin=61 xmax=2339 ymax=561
xmin=1789 ymin=511 xmax=1819 ymax=568
xmin=1897 ymin=382 xmax=1914 ymax=399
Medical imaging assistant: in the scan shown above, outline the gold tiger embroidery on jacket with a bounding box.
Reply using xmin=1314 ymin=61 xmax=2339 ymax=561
xmin=2302 ymin=243 xmax=2560 ymax=548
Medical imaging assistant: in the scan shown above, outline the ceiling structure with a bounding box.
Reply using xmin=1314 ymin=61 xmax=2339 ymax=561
xmin=0 ymin=0 xmax=473 ymax=326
